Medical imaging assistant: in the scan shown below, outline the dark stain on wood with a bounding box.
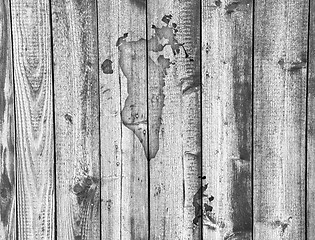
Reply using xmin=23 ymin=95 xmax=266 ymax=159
xmin=130 ymin=0 xmax=146 ymax=9
xmin=73 ymin=173 xmax=100 ymax=239
xmin=230 ymin=159 xmax=251 ymax=233
xmin=193 ymin=183 xmax=214 ymax=226
xmin=0 ymin=167 xmax=12 ymax=226
xmin=64 ymin=113 xmax=73 ymax=124
xmin=232 ymin=57 xmax=251 ymax=161
xmin=101 ymin=59 xmax=113 ymax=74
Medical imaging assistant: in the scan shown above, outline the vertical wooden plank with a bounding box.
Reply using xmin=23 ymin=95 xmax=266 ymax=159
xmin=118 ymin=1 xmax=148 ymax=238
xmin=98 ymin=0 xmax=148 ymax=239
xmin=254 ymin=1 xmax=308 ymax=239
xmin=51 ymin=0 xmax=100 ymax=239
xmin=98 ymin=0 xmax=121 ymax=239
xmin=202 ymin=0 xmax=253 ymax=239
xmin=147 ymin=0 xmax=202 ymax=239
xmin=10 ymin=0 xmax=55 ymax=238
xmin=0 ymin=0 xmax=15 ymax=238
xmin=307 ymin=0 xmax=315 ymax=239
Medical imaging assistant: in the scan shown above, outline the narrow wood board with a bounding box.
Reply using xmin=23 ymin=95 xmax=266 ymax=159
xmin=202 ymin=0 xmax=253 ymax=239
xmin=147 ymin=0 xmax=202 ymax=239
xmin=10 ymin=0 xmax=55 ymax=238
xmin=307 ymin=0 xmax=315 ymax=239
xmin=51 ymin=0 xmax=101 ymax=239
xmin=98 ymin=0 xmax=122 ymax=239
xmin=254 ymin=1 xmax=308 ymax=239
xmin=0 ymin=0 xmax=15 ymax=238
xmin=102 ymin=0 xmax=149 ymax=239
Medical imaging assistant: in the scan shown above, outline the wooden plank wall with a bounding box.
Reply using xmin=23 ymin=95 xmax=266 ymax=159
xmin=0 ymin=0 xmax=314 ymax=239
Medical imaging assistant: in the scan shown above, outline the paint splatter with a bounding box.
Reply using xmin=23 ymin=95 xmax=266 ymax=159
xmin=117 ymin=15 xmax=184 ymax=159
xmin=101 ymin=59 xmax=113 ymax=74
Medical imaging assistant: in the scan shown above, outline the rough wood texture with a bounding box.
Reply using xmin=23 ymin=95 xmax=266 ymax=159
xmin=51 ymin=0 xmax=100 ymax=239
xmin=11 ymin=0 xmax=55 ymax=238
xmin=308 ymin=1 xmax=315 ymax=239
xmin=98 ymin=0 xmax=149 ymax=240
xmin=147 ymin=0 xmax=202 ymax=239
xmin=202 ymin=0 xmax=253 ymax=239
xmin=0 ymin=0 xmax=15 ymax=238
xmin=254 ymin=1 xmax=308 ymax=239
xmin=98 ymin=0 xmax=122 ymax=239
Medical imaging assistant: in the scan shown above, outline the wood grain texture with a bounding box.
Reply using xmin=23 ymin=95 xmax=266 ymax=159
xmin=307 ymin=0 xmax=315 ymax=239
xmin=98 ymin=0 xmax=122 ymax=240
xmin=0 ymin=0 xmax=15 ymax=238
xmin=113 ymin=0 xmax=148 ymax=239
xmin=11 ymin=0 xmax=55 ymax=238
xmin=202 ymin=0 xmax=253 ymax=239
xmin=254 ymin=0 xmax=308 ymax=239
xmin=147 ymin=0 xmax=202 ymax=239
xmin=51 ymin=0 xmax=100 ymax=239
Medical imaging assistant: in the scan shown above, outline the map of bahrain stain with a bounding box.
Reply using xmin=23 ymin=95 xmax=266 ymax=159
xmin=116 ymin=15 xmax=187 ymax=160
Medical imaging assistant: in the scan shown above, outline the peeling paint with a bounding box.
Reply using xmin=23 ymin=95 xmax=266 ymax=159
xmin=193 ymin=182 xmax=215 ymax=226
xmin=117 ymin=15 xmax=184 ymax=159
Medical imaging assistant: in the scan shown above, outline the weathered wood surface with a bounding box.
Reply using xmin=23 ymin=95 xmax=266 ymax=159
xmin=147 ymin=0 xmax=201 ymax=239
xmin=308 ymin=1 xmax=315 ymax=239
xmin=0 ymin=0 xmax=15 ymax=238
xmin=3 ymin=0 xmax=315 ymax=239
xmin=11 ymin=0 xmax=55 ymax=238
xmin=254 ymin=1 xmax=308 ymax=239
xmin=118 ymin=3 xmax=149 ymax=238
xmin=202 ymin=0 xmax=253 ymax=239
xmin=98 ymin=0 xmax=122 ymax=239
xmin=51 ymin=0 xmax=100 ymax=239
xmin=99 ymin=0 xmax=149 ymax=239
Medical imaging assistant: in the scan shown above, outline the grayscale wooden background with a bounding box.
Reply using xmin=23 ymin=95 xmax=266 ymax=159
xmin=0 ymin=0 xmax=313 ymax=239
